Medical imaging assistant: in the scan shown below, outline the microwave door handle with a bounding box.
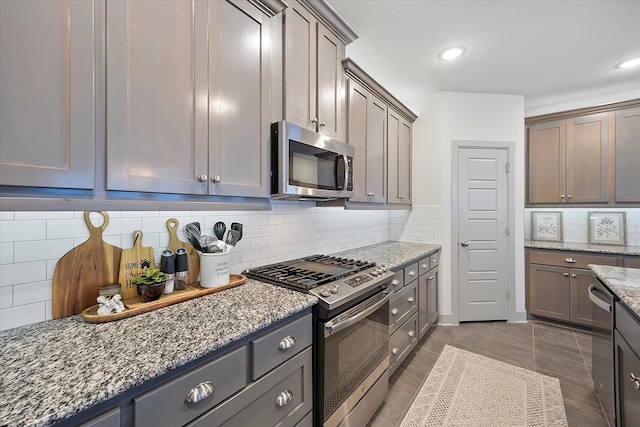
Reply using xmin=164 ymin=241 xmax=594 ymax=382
xmin=334 ymin=155 xmax=348 ymax=191
xmin=342 ymin=155 xmax=349 ymax=191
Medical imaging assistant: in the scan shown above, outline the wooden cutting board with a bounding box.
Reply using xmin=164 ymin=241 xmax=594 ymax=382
xmin=166 ymin=218 xmax=200 ymax=285
xmin=52 ymin=211 xmax=122 ymax=319
xmin=118 ymin=230 xmax=155 ymax=299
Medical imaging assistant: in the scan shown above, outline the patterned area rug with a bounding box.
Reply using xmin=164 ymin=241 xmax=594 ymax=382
xmin=400 ymin=345 xmax=568 ymax=427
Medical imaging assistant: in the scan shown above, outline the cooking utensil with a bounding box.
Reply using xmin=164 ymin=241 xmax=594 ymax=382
xmin=224 ymin=229 xmax=241 ymax=252
xmin=230 ymin=222 xmax=243 ymax=241
xmin=166 ymin=218 xmax=200 ymax=285
xmin=184 ymin=222 xmax=205 ymax=252
xmin=202 ymin=235 xmax=220 ymax=252
xmin=53 ymin=211 xmax=122 ymax=319
xmin=213 ymin=221 xmax=226 ymax=241
xmin=118 ymin=230 xmax=155 ymax=299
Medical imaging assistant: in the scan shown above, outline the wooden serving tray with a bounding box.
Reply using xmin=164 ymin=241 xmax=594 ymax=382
xmin=81 ymin=275 xmax=246 ymax=323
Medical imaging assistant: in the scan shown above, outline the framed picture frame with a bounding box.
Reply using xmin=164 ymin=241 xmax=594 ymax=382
xmin=531 ymin=211 xmax=563 ymax=242
xmin=588 ymin=212 xmax=626 ymax=246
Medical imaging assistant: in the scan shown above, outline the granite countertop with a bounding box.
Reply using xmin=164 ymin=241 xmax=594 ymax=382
xmin=337 ymin=242 xmax=441 ymax=270
xmin=590 ymin=265 xmax=640 ymax=319
xmin=0 ymin=241 xmax=440 ymax=427
xmin=0 ymin=280 xmax=317 ymax=427
xmin=525 ymin=240 xmax=640 ymax=256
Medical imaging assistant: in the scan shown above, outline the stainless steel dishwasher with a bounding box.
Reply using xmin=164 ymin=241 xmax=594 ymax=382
xmin=589 ymin=279 xmax=616 ymax=427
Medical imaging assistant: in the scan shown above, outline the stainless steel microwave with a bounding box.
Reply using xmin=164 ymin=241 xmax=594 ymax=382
xmin=271 ymin=121 xmax=354 ymax=200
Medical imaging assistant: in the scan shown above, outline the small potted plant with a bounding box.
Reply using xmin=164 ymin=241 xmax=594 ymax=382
xmin=132 ymin=268 xmax=169 ymax=302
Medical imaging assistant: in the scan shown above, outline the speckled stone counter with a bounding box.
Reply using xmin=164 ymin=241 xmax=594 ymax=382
xmin=525 ymin=240 xmax=640 ymax=256
xmin=0 ymin=280 xmax=317 ymax=427
xmin=590 ymin=265 xmax=640 ymax=319
xmin=337 ymin=242 xmax=441 ymax=270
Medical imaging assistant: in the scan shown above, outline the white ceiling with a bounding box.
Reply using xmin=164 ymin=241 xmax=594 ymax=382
xmin=326 ymin=0 xmax=640 ymax=116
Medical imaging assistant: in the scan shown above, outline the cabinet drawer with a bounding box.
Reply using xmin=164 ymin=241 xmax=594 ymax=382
xmin=251 ymin=314 xmax=312 ymax=380
xmin=429 ymin=250 xmax=441 ymax=269
xmin=418 ymin=256 xmax=430 ymax=277
xmin=189 ymin=347 xmax=313 ymax=427
xmin=404 ymin=262 xmax=419 ymax=284
xmin=390 ymin=270 xmax=404 ymax=292
xmin=529 ymin=250 xmax=617 ymax=269
xmin=622 ymin=256 xmax=640 ymax=269
xmin=134 ymin=346 xmax=247 ymax=427
xmin=389 ymin=280 xmax=418 ymax=334
xmin=389 ymin=312 xmax=418 ymax=374
xmin=79 ymin=408 xmax=120 ymax=427
xmin=616 ymin=303 xmax=640 ymax=356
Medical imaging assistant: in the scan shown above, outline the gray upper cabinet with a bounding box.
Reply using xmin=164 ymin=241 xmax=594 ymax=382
xmin=283 ymin=0 xmax=356 ymax=141
xmin=615 ymin=106 xmax=640 ymax=203
xmin=387 ymin=108 xmax=412 ymax=205
xmin=346 ymin=79 xmax=387 ymax=203
xmin=106 ymin=0 xmax=275 ymax=198
xmin=0 ymin=0 xmax=95 ymax=189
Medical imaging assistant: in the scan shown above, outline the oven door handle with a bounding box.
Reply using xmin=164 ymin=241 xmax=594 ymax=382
xmin=588 ymin=283 xmax=611 ymax=313
xmin=324 ymin=291 xmax=392 ymax=336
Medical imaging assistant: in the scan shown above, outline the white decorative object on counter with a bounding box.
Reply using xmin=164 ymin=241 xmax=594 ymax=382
xmin=531 ymin=211 xmax=563 ymax=242
xmin=97 ymin=294 xmax=125 ymax=315
xmin=589 ymin=212 xmax=626 ymax=246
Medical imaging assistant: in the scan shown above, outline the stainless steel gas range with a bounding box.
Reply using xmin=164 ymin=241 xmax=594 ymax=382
xmin=245 ymin=254 xmax=394 ymax=427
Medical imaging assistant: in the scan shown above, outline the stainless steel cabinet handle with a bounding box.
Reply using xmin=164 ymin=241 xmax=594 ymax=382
xmin=211 ymin=175 xmax=221 ymax=183
xmin=408 ymin=330 xmax=415 ymax=338
xmin=407 ymin=297 xmax=415 ymax=303
xmin=408 ymin=270 xmax=416 ymax=277
xmin=571 ymin=273 xmax=576 ymax=278
xmin=460 ymin=242 xmax=469 ymax=247
xmin=428 ymin=276 xmax=435 ymax=280
xmin=399 ymin=195 xmax=406 ymax=199
xmin=278 ymin=336 xmax=296 ymax=350
xmin=391 ymin=347 xmax=398 ymax=355
xmin=565 ymin=258 xmax=577 ymax=263
xmin=185 ymin=381 xmax=215 ymax=404
xmin=275 ymin=389 xmax=293 ymax=408
xmin=563 ymin=273 xmax=569 ymax=277
xmin=391 ymin=279 xmax=400 ymax=286
xmin=391 ymin=308 xmax=399 ymax=316
xmin=631 ymin=373 xmax=640 ymax=390
xmin=421 ymin=263 xmax=428 ymax=269
xmin=198 ymin=174 xmax=208 ymax=182
xmin=432 ymin=258 xmax=437 ymax=263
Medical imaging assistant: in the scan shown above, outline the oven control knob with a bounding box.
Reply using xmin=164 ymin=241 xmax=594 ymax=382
xmin=320 ymin=288 xmax=331 ymax=297
xmin=330 ymin=285 xmax=339 ymax=294
xmin=371 ymin=270 xmax=379 ymax=276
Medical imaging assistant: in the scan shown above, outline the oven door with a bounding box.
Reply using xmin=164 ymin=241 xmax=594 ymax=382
xmin=317 ymin=290 xmax=391 ymax=427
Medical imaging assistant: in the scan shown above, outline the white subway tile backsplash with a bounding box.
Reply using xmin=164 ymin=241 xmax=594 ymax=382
xmin=0 ymin=242 xmax=13 ymax=265
xmin=0 ymin=220 xmax=46 ymax=242
xmin=0 ymin=286 xmax=12 ymax=309
xmin=0 ymin=302 xmax=46 ymax=330
xmin=1 ymin=261 xmax=47 ymax=287
xmin=13 ymin=281 xmax=52 ymax=306
xmin=14 ymin=239 xmax=74 ymax=263
xmin=0 ymin=211 xmax=15 ymax=220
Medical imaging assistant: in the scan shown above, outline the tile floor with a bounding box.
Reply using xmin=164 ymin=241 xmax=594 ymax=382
xmin=368 ymin=320 xmax=610 ymax=427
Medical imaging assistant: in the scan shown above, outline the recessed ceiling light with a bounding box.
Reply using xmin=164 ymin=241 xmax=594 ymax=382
xmin=439 ymin=46 xmax=466 ymax=61
xmin=616 ymin=57 xmax=640 ymax=69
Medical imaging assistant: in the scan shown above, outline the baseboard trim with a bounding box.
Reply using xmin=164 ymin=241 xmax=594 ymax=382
xmin=510 ymin=310 xmax=528 ymax=323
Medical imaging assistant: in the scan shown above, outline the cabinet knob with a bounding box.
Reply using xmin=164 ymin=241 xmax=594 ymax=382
xmin=399 ymin=195 xmax=406 ymax=199
xmin=275 ymin=389 xmax=293 ymax=408
xmin=278 ymin=335 xmax=296 ymax=351
xmin=211 ymin=175 xmax=221 ymax=183
xmin=421 ymin=263 xmax=428 ymax=269
xmin=319 ymin=121 xmax=326 ymax=127
xmin=407 ymin=296 xmax=415 ymax=303
xmin=428 ymin=276 xmax=435 ymax=281
xmin=460 ymin=242 xmax=469 ymax=247
xmin=408 ymin=270 xmax=416 ymax=277
xmin=408 ymin=330 xmax=415 ymax=338
xmin=391 ymin=279 xmax=400 ymax=286
xmin=311 ymin=118 xmax=318 ymax=124
xmin=631 ymin=373 xmax=640 ymax=390
xmin=567 ymin=194 xmax=572 ymax=199
xmin=185 ymin=381 xmax=215 ymax=404
xmin=564 ymin=273 xmax=569 ymax=277
xmin=391 ymin=308 xmax=399 ymax=316
xmin=432 ymin=258 xmax=437 ymax=263
xmin=560 ymin=194 xmax=565 ymax=199
xmin=391 ymin=347 xmax=398 ymax=355
xmin=367 ymin=192 xmax=375 ymax=196
xmin=564 ymin=258 xmax=577 ymax=264
xmin=571 ymin=273 xmax=576 ymax=278
xmin=198 ymin=174 xmax=208 ymax=182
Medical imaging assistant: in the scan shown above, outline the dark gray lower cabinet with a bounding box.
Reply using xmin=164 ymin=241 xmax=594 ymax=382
xmin=79 ymin=408 xmax=121 ymax=427
xmin=614 ymin=303 xmax=640 ymax=427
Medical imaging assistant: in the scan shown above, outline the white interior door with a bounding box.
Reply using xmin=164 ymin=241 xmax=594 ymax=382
xmin=458 ymin=148 xmax=509 ymax=321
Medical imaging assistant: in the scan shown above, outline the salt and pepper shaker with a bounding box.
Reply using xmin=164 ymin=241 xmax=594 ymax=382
xmin=175 ymin=248 xmax=189 ymax=290
xmin=160 ymin=250 xmax=175 ymax=294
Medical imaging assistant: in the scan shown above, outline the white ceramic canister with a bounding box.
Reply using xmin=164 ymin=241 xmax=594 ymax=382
xmin=199 ymin=252 xmax=230 ymax=288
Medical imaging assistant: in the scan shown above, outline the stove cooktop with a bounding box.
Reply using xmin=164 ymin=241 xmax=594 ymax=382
xmin=244 ymin=254 xmax=393 ymax=310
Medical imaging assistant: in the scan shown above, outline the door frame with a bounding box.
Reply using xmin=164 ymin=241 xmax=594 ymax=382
xmin=451 ymin=140 xmax=516 ymax=323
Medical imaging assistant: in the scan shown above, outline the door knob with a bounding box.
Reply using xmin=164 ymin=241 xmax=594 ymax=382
xmin=460 ymin=242 xmax=469 ymax=247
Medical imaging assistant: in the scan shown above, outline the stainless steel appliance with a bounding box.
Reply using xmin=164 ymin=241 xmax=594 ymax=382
xmin=271 ymin=121 xmax=355 ymax=200
xmin=589 ymin=279 xmax=616 ymax=427
xmin=245 ymin=255 xmax=393 ymax=427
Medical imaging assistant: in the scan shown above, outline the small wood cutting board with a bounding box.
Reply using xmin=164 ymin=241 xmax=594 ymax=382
xmin=118 ymin=230 xmax=155 ymax=299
